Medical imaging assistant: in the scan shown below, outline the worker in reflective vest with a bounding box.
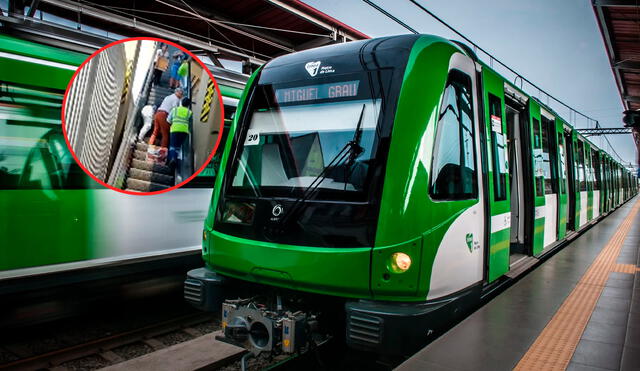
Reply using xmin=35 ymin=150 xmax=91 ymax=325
xmin=167 ymin=97 xmax=193 ymax=168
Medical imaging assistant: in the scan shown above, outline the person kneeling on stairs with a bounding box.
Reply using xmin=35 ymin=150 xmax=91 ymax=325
xmin=150 ymin=88 xmax=183 ymax=148
xmin=138 ymin=104 xmax=156 ymax=141
xmin=167 ymin=97 xmax=192 ymax=168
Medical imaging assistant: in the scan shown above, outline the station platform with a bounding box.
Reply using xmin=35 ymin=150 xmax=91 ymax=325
xmin=397 ymin=198 xmax=640 ymax=371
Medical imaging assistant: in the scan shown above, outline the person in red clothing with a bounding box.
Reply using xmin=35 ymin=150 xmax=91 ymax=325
xmin=150 ymin=88 xmax=183 ymax=148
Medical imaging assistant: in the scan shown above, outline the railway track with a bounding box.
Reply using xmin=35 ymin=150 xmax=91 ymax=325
xmin=0 ymin=313 xmax=226 ymax=371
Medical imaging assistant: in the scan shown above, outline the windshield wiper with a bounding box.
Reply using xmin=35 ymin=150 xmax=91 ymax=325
xmin=348 ymin=104 xmax=366 ymax=166
xmin=275 ymin=104 xmax=367 ymax=231
xmin=344 ymin=105 xmax=366 ymax=190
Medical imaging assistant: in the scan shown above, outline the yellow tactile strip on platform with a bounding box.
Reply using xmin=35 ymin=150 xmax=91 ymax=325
xmin=611 ymin=263 xmax=639 ymax=274
xmin=514 ymin=200 xmax=640 ymax=371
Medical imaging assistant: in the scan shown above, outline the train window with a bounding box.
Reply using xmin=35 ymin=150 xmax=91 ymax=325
xmin=584 ymin=146 xmax=590 ymax=190
xmin=532 ymin=118 xmax=544 ymax=197
xmin=21 ymin=146 xmax=54 ymax=189
xmin=588 ymin=148 xmax=596 ymax=190
xmin=489 ymin=94 xmax=507 ymax=201
xmin=607 ymin=161 xmax=611 ymax=192
xmin=577 ymin=140 xmax=587 ymax=191
xmin=557 ymin=132 xmax=566 ymax=194
xmin=430 ymin=70 xmax=477 ymax=200
xmin=540 ymin=117 xmax=556 ymax=194
xmin=592 ymin=152 xmax=600 ymax=191
xmin=0 ymin=83 xmax=95 ymax=190
xmin=226 ymin=70 xmax=389 ymax=202
xmin=0 ymin=122 xmax=93 ymax=190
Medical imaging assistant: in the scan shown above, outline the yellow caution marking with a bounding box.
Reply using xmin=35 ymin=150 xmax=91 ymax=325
xmin=121 ymin=60 xmax=133 ymax=105
xmin=200 ymin=79 xmax=215 ymax=122
xmin=514 ymin=199 xmax=640 ymax=371
xmin=191 ymin=73 xmax=200 ymax=92
xmin=611 ymin=263 xmax=639 ymax=274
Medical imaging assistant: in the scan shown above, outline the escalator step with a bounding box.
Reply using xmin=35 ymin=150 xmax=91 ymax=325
xmin=136 ymin=142 xmax=149 ymax=151
xmin=126 ymin=178 xmax=171 ymax=192
xmin=150 ymin=87 xmax=172 ymax=96
xmin=128 ymin=168 xmax=174 ymax=186
xmin=130 ymin=159 xmax=173 ymax=175
xmin=133 ymin=150 xmax=147 ymax=160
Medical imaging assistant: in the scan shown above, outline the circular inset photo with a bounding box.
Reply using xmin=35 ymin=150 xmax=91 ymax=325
xmin=62 ymin=37 xmax=224 ymax=194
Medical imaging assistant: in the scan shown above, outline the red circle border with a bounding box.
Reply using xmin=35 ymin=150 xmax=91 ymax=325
xmin=61 ymin=36 xmax=226 ymax=196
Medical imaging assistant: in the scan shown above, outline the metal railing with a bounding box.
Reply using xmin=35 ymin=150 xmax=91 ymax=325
xmin=176 ymin=57 xmax=194 ymax=184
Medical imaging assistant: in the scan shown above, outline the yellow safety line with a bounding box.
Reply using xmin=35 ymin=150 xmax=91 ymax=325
xmin=514 ymin=199 xmax=640 ymax=371
xmin=611 ymin=263 xmax=639 ymax=274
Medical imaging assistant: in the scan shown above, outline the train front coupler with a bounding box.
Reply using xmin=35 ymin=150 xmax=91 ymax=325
xmin=219 ymin=297 xmax=325 ymax=356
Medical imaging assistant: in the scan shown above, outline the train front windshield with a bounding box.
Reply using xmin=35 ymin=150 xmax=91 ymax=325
xmin=228 ymin=75 xmax=383 ymax=201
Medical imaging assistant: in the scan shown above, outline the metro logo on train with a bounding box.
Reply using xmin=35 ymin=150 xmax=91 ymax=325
xmin=304 ymin=60 xmax=321 ymax=76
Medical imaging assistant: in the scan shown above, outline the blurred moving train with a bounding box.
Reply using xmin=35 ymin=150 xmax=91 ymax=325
xmin=186 ymin=34 xmax=639 ymax=356
xmin=0 ymin=32 xmax=246 ymax=307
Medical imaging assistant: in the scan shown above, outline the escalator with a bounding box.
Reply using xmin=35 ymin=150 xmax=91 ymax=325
xmin=121 ymin=45 xmax=184 ymax=192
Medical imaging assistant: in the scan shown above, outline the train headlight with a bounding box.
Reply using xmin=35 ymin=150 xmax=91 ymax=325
xmin=203 ymin=229 xmax=207 ymax=241
xmin=391 ymin=252 xmax=412 ymax=273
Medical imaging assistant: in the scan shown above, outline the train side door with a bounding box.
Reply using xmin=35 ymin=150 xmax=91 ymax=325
xmin=585 ymin=144 xmax=594 ymax=221
xmin=592 ymin=151 xmax=602 ymax=218
xmin=602 ymin=158 xmax=611 ymax=213
xmin=503 ymin=87 xmax=532 ymax=266
xmin=482 ymin=69 xmax=510 ymax=283
xmin=555 ymin=120 xmax=569 ymax=240
xmin=576 ymin=138 xmax=588 ymax=228
xmin=565 ymin=130 xmax=578 ymax=232
xmin=540 ymin=111 xmax=560 ymax=249
xmin=528 ymin=102 xmax=545 ymax=256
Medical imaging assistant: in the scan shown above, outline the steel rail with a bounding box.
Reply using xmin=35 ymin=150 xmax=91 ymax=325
xmin=0 ymin=313 xmax=215 ymax=370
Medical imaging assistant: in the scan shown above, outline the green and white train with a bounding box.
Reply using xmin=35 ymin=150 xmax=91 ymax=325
xmin=0 ymin=33 xmax=245 ymax=296
xmin=186 ymin=34 xmax=638 ymax=355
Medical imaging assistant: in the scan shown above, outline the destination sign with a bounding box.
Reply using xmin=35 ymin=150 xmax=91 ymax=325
xmin=275 ymin=80 xmax=360 ymax=104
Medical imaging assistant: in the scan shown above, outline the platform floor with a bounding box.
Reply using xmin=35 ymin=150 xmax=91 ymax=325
xmin=397 ymin=198 xmax=640 ymax=371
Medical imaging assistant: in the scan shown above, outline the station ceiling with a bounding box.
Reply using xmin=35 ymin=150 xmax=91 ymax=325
xmin=3 ymin=0 xmax=368 ymax=68
xmin=593 ymin=0 xmax=640 ymax=111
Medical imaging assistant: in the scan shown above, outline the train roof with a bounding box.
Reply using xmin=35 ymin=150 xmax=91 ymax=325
xmin=262 ymin=34 xmax=420 ymax=70
xmin=258 ymin=33 xmax=632 ymax=172
xmin=455 ymin=37 xmax=631 ymax=171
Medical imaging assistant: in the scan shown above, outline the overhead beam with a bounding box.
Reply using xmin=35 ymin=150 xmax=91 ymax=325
xmin=206 ymin=52 xmax=224 ymax=68
xmin=0 ymin=14 xmax=111 ymax=53
xmin=267 ymin=0 xmax=338 ymax=40
xmin=37 ymin=0 xmax=266 ymax=65
xmin=593 ymin=0 xmax=640 ymax=7
xmin=577 ymin=127 xmax=632 ymax=136
xmin=7 ymin=0 xmax=24 ymax=16
xmin=26 ymin=0 xmax=40 ymax=18
xmin=156 ymin=0 xmax=296 ymax=51
xmin=614 ymin=60 xmax=640 ymax=71
xmin=624 ymin=95 xmax=640 ymax=103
